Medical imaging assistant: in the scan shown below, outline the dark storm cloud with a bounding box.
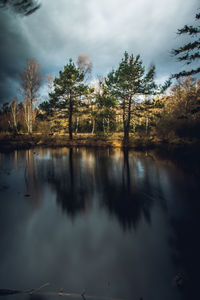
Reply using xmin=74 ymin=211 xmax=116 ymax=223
xmin=0 ymin=0 xmax=199 ymax=105
xmin=0 ymin=10 xmax=35 ymax=103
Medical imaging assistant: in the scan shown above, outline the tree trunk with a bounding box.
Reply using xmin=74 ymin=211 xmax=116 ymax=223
xmin=107 ymin=118 xmax=110 ymax=133
xmin=13 ymin=113 xmax=18 ymax=133
xmin=11 ymin=99 xmax=18 ymax=133
xmin=29 ymin=98 xmax=33 ymax=134
xmin=23 ymin=100 xmax=30 ymax=133
xmin=123 ymin=97 xmax=132 ymax=145
xmin=146 ymin=116 xmax=149 ymax=135
xmin=122 ymin=99 xmax=127 ymax=143
xmin=92 ymin=118 xmax=95 ymax=134
xmin=69 ymin=96 xmax=73 ymax=140
xmin=123 ymin=125 xmax=129 ymax=144
xmin=103 ymin=118 xmax=105 ymax=133
xmin=75 ymin=116 xmax=79 ymax=135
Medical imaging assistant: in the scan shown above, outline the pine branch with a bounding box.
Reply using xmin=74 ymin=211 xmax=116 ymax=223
xmin=177 ymin=52 xmax=200 ymax=63
xmin=0 ymin=0 xmax=41 ymax=15
xmin=196 ymin=12 xmax=200 ymax=19
xmin=177 ymin=25 xmax=200 ymax=35
xmin=172 ymin=40 xmax=200 ymax=55
xmin=172 ymin=67 xmax=200 ymax=79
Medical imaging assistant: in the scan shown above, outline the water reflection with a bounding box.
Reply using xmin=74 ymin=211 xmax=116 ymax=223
xmin=0 ymin=147 xmax=199 ymax=300
xmin=46 ymin=148 xmax=93 ymax=217
xmin=99 ymin=149 xmax=154 ymax=230
xmin=24 ymin=150 xmax=45 ymax=209
xmin=16 ymin=148 xmax=169 ymax=230
xmin=169 ymin=186 xmax=200 ymax=300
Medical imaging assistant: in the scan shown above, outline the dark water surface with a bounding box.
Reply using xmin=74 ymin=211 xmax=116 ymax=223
xmin=0 ymin=147 xmax=199 ymax=300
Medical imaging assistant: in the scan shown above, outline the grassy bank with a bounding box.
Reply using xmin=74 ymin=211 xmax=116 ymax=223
xmin=0 ymin=133 xmax=122 ymax=151
xmin=0 ymin=132 xmax=200 ymax=152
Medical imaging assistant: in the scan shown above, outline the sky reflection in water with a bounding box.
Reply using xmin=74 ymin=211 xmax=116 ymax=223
xmin=0 ymin=147 xmax=199 ymax=300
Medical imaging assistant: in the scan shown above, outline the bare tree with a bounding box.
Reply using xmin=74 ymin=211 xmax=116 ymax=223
xmin=77 ymin=54 xmax=92 ymax=79
xmin=23 ymin=98 xmax=31 ymax=133
xmin=10 ymin=97 xmax=18 ymax=132
xmin=46 ymin=74 xmax=55 ymax=94
xmin=20 ymin=59 xmax=41 ymax=134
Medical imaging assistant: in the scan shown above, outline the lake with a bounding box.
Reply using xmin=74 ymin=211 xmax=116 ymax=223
xmin=0 ymin=147 xmax=199 ymax=300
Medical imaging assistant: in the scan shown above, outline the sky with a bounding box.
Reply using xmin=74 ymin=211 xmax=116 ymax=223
xmin=0 ymin=0 xmax=199 ymax=104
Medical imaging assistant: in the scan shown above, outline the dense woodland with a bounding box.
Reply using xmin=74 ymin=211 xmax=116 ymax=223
xmin=0 ymin=11 xmax=200 ymax=146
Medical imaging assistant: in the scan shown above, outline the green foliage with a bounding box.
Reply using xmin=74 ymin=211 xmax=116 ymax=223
xmin=39 ymin=101 xmax=54 ymax=116
xmin=95 ymin=81 xmax=117 ymax=134
xmin=41 ymin=58 xmax=90 ymax=139
xmin=106 ymin=52 xmax=156 ymax=96
xmin=106 ymin=51 xmax=156 ymax=142
xmin=52 ymin=59 xmax=87 ymax=99
xmin=172 ymin=11 xmax=200 ymax=78
xmin=153 ymin=95 xmax=165 ymax=108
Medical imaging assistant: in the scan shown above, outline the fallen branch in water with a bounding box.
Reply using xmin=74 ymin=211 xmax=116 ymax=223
xmin=0 ymin=289 xmax=21 ymax=296
xmin=0 ymin=282 xmax=50 ymax=297
xmin=0 ymin=286 xmax=126 ymax=300
xmin=29 ymin=282 xmax=50 ymax=294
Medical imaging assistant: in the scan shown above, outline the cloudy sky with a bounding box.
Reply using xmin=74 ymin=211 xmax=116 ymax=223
xmin=0 ymin=0 xmax=199 ymax=104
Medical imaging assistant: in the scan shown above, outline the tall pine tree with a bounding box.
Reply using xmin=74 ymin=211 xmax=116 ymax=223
xmin=48 ymin=59 xmax=89 ymax=139
xmin=106 ymin=52 xmax=156 ymax=144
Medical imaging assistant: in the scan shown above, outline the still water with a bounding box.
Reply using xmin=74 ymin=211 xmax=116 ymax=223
xmin=0 ymin=147 xmax=199 ymax=300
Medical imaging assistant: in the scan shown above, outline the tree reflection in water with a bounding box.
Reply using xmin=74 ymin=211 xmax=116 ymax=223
xmin=98 ymin=149 xmax=154 ymax=230
xmin=21 ymin=147 xmax=166 ymax=230
xmin=51 ymin=148 xmax=92 ymax=217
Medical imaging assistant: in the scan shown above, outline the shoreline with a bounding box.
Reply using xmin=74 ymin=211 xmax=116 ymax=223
xmin=0 ymin=133 xmax=200 ymax=152
xmin=1 ymin=133 xmax=200 ymax=176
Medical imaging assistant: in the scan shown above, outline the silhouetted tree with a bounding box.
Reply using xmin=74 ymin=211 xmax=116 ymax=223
xmin=0 ymin=102 xmax=10 ymax=131
xmin=0 ymin=0 xmax=41 ymax=16
xmin=171 ymin=10 xmax=200 ymax=78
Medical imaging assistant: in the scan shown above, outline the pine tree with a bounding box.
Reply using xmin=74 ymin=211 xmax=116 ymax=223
xmin=106 ymin=52 xmax=156 ymax=143
xmin=48 ymin=59 xmax=89 ymax=140
xmin=172 ymin=11 xmax=200 ymax=78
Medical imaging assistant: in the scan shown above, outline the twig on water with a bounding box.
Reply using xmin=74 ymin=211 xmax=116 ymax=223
xmin=0 ymin=286 xmax=127 ymax=300
xmin=81 ymin=289 xmax=86 ymax=300
xmin=29 ymin=282 xmax=50 ymax=295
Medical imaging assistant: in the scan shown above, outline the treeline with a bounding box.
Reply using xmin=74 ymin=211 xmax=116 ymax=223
xmin=0 ymin=69 xmax=200 ymax=143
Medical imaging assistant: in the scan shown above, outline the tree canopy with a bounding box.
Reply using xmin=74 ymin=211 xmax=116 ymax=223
xmin=47 ymin=59 xmax=90 ymax=139
xmin=106 ymin=51 xmax=157 ymax=143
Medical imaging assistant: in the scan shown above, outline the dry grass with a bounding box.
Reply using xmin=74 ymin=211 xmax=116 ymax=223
xmin=0 ymin=132 xmax=199 ymax=152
